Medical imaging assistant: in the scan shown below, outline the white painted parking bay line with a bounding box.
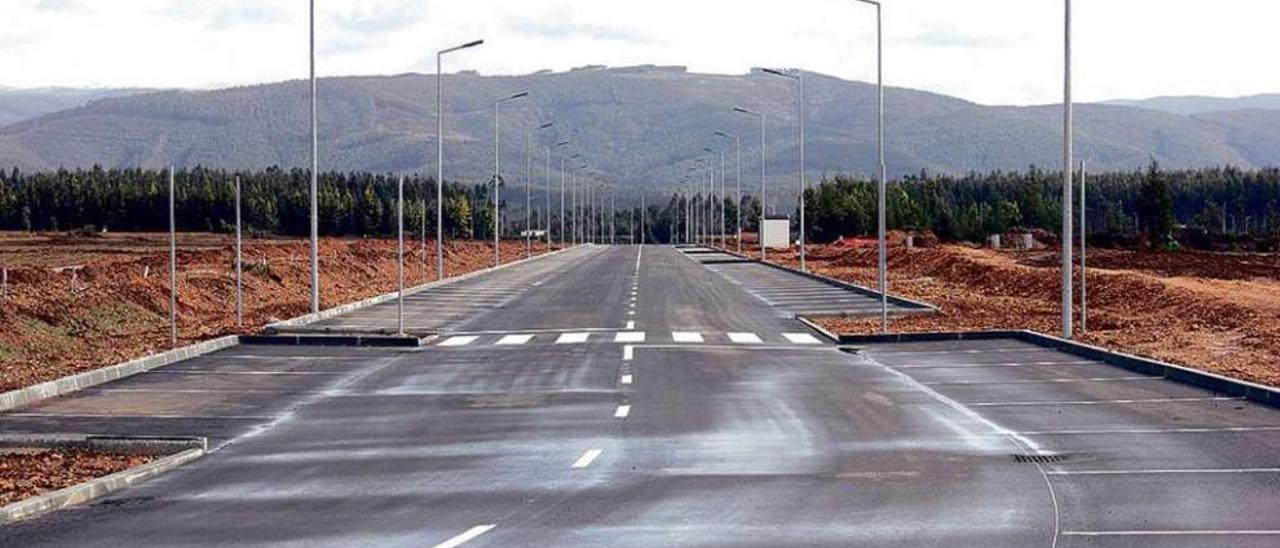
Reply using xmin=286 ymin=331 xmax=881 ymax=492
xmin=556 ymin=332 xmax=591 ymax=344
xmin=615 ymin=332 xmax=646 ymax=343
xmin=433 ymin=524 xmax=497 ymax=548
xmin=1048 ymin=468 xmax=1280 ymax=476
xmin=1062 ymin=530 xmax=1280 ymax=537
xmin=783 ymin=333 xmax=822 ymax=345
xmin=495 ymin=334 xmax=535 ymax=346
xmin=728 ymin=332 xmax=763 ymax=344
xmin=968 ymin=396 xmax=1244 ymax=407
xmin=615 ymin=405 xmax=631 ymax=418
xmin=672 ymin=331 xmax=704 ymax=343
xmin=573 ymin=449 xmax=604 ymax=468
xmin=438 ymin=336 xmax=480 ymax=347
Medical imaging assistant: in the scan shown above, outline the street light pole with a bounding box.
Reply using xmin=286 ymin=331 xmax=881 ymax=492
xmin=436 ymin=39 xmax=484 ymax=281
xmin=527 ymin=122 xmax=554 ymax=259
xmin=854 ymin=0 xmax=889 ymax=332
xmin=734 ymin=107 xmax=767 ymax=260
xmin=308 ymin=0 xmax=319 ymax=313
xmin=1062 ymin=0 xmax=1074 ymax=340
xmin=715 ymin=131 xmax=742 ymax=252
xmin=763 ymin=68 xmax=806 ymax=271
xmin=493 ymin=91 xmax=529 ymax=267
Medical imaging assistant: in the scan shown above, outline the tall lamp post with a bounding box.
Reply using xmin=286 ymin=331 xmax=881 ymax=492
xmin=526 ymin=121 xmax=554 ymax=259
xmin=308 ymin=0 xmax=319 ymax=313
xmin=702 ymin=147 xmax=723 ymax=247
xmin=493 ymin=91 xmax=530 ymax=267
xmin=853 ymin=0 xmax=889 ymax=332
xmin=715 ymin=131 xmax=742 ymax=253
xmin=436 ymin=39 xmax=484 ymax=281
xmin=549 ymin=140 xmax=570 ymax=249
xmin=1061 ymin=0 xmax=1074 ymax=339
xmin=762 ymin=68 xmax=806 ymax=272
xmin=733 ymin=106 xmax=767 ymax=260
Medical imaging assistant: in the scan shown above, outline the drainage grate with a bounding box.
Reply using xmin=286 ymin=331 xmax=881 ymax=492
xmin=1013 ymin=454 xmax=1069 ymax=464
xmin=94 ymin=496 xmax=155 ymax=507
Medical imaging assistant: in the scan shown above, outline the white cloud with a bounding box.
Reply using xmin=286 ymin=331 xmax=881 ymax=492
xmin=1 ymin=0 xmax=1277 ymax=105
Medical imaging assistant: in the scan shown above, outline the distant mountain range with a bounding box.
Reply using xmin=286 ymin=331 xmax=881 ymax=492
xmin=0 ymin=86 xmax=152 ymax=127
xmin=1 ymin=68 xmax=1278 ymax=193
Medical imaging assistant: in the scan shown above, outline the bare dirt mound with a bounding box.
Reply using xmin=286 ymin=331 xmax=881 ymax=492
xmin=779 ymin=244 xmax=1280 ymax=387
xmin=0 ymin=233 xmax=557 ymax=391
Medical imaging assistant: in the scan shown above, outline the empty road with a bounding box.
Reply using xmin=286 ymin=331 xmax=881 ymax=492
xmin=3 ymin=245 xmax=1279 ymax=547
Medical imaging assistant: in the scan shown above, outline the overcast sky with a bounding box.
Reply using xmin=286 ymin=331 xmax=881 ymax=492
xmin=4 ymin=0 xmax=1276 ymax=105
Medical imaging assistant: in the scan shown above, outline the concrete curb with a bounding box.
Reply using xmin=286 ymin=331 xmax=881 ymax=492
xmin=700 ymin=245 xmax=940 ymax=313
xmin=267 ymin=245 xmax=582 ymax=331
xmin=0 ymin=436 xmax=206 ymax=524
xmin=795 ymin=315 xmax=840 ymax=343
xmin=241 ymin=334 xmax=426 ymax=348
xmin=0 ymin=336 xmax=239 ymax=413
xmin=837 ymin=329 xmax=1280 ymax=408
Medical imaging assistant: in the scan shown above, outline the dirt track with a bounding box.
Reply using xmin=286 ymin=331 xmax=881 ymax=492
xmin=773 ymin=244 xmax=1280 ymax=387
xmin=0 ymin=232 xmax=557 ymax=391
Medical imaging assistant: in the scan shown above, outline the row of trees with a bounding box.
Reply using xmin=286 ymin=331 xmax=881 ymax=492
xmin=2 ymin=164 xmax=1279 ymax=245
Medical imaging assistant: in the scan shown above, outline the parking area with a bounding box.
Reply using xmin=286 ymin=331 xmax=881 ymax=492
xmin=855 ymin=337 xmax=1280 ymax=542
xmin=680 ymin=248 xmax=930 ymax=317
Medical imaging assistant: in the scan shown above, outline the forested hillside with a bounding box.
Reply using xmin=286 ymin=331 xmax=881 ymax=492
xmin=3 ymin=66 xmax=1280 ymax=190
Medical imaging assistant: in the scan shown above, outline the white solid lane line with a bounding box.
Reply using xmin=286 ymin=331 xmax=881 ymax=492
xmin=433 ymin=525 xmax=497 ymax=548
xmin=620 ymin=374 xmax=633 ymax=385
xmin=556 ymin=332 xmax=591 ymax=344
xmin=1048 ymin=468 xmax=1280 ymax=476
xmin=968 ymin=397 xmax=1244 ymax=407
xmin=727 ymin=332 xmax=763 ymax=344
xmin=614 ymin=332 xmax=646 ymax=343
xmin=438 ymin=336 xmax=480 ymax=347
xmin=573 ymin=449 xmax=604 ymax=468
xmin=1062 ymin=531 xmax=1280 ymax=537
xmin=614 ymin=405 xmax=631 ymax=418
xmin=672 ymin=331 xmax=704 ymax=343
xmin=494 ymin=334 xmax=534 ymax=346
xmin=783 ymin=333 xmax=822 ymax=345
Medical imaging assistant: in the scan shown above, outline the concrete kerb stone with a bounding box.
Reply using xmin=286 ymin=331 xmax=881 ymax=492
xmin=0 ymin=435 xmax=207 ymax=524
xmin=836 ymin=329 xmax=1280 ymax=409
xmin=0 ymin=335 xmax=239 ymax=413
xmin=266 ymin=244 xmax=583 ymax=332
xmin=708 ymin=245 xmax=940 ymax=313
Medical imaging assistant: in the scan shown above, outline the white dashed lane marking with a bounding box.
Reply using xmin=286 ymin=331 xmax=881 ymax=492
xmin=614 ymin=405 xmax=631 ymax=418
xmin=556 ymin=332 xmax=591 ymax=344
xmin=432 ymin=525 xmax=496 ymax=548
xmin=614 ymin=332 xmax=646 ymax=343
xmin=573 ymin=449 xmax=604 ymax=468
xmin=783 ymin=333 xmax=822 ymax=345
xmin=438 ymin=336 xmax=479 ymax=347
xmin=494 ymin=334 xmax=534 ymax=346
xmin=672 ymin=331 xmax=704 ymax=343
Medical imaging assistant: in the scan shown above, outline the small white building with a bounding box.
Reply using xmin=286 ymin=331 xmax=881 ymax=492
xmin=762 ymin=217 xmax=791 ymax=249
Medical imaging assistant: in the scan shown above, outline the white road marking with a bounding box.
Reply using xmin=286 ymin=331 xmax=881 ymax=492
xmin=968 ymin=397 xmax=1244 ymax=407
xmin=1048 ymin=468 xmax=1280 ymax=476
xmin=556 ymin=332 xmax=591 ymax=344
xmin=672 ymin=331 xmax=704 ymax=343
xmin=433 ymin=524 xmax=497 ymax=548
xmin=894 ymin=360 xmax=1096 ymax=369
xmin=614 ymin=405 xmax=631 ymax=418
xmin=623 ymin=345 xmax=634 ymax=361
xmin=625 ymin=321 xmax=635 ymax=330
xmin=925 ymin=376 xmax=1157 ymax=386
xmin=783 ymin=333 xmax=822 ymax=345
xmin=627 ymin=310 xmax=635 ymax=316
xmin=1024 ymin=426 xmax=1280 ymax=436
xmin=727 ymin=332 xmax=763 ymax=344
xmin=1062 ymin=530 xmax=1280 ymax=537
xmin=620 ymin=374 xmax=633 ymax=385
xmin=438 ymin=336 xmax=480 ymax=347
xmin=494 ymin=334 xmax=534 ymax=346
xmin=615 ymin=332 xmax=646 ymax=343
xmin=573 ymin=448 xmax=604 ymax=468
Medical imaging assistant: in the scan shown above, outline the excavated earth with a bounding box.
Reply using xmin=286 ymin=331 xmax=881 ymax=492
xmin=770 ymin=243 xmax=1280 ymax=387
xmin=0 ymin=232 xmax=556 ymax=392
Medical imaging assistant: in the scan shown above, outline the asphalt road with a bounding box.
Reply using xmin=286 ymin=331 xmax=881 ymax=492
xmin=3 ymin=244 xmax=1279 ymax=547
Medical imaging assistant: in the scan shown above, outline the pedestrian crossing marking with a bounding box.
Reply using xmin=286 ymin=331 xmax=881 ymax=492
xmin=556 ymin=332 xmax=591 ymax=344
xmin=615 ymin=332 xmax=646 ymax=343
xmin=783 ymin=333 xmax=822 ymax=345
xmin=672 ymin=332 xmax=704 ymax=343
xmin=438 ymin=335 xmax=480 ymax=347
xmin=495 ymin=334 xmax=535 ymax=346
xmin=728 ymin=332 xmax=763 ymax=344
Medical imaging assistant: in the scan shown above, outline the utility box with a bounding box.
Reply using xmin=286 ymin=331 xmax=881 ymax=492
xmin=762 ymin=217 xmax=791 ymax=249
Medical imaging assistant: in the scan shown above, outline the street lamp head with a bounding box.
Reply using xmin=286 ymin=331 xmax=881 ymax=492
xmin=555 ymin=140 xmax=570 ymax=147
xmin=714 ymin=131 xmax=731 ymax=138
xmin=498 ymin=91 xmax=530 ymax=103
xmin=762 ymin=68 xmax=799 ymax=80
xmin=539 ymin=122 xmax=555 ymax=130
xmin=702 ymin=147 xmax=716 ymax=154
xmin=440 ymin=39 xmax=484 ymax=55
